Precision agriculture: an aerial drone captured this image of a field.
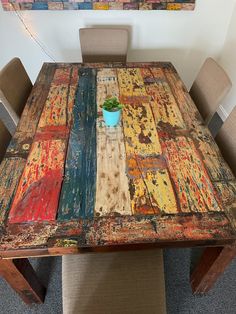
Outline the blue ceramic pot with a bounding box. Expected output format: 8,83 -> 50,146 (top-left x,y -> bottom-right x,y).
103,108 -> 121,127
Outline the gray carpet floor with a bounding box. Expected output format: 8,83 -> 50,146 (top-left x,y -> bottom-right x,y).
0,248 -> 236,314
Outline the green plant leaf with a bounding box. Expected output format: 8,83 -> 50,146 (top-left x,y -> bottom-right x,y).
102,97 -> 123,112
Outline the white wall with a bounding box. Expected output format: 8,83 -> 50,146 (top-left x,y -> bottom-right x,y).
218,2 -> 236,117
0,0 -> 235,94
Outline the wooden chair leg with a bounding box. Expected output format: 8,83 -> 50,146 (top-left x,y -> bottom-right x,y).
0,258 -> 46,304
191,245 -> 236,294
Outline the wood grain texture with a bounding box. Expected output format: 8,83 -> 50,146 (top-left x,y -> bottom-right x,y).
0,63 -> 56,225
194,133 -> 235,182
95,68 -> 131,217
0,158 -> 25,224
118,68 -> 178,215
96,68 -> 120,110
0,258 -> 46,304
9,140 -> 66,223
117,68 -> 147,97
191,244 -> 236,294
85,213 -> 235,247
127,156 -> 178,214
214,180 -> 236,228
140,67 -> 185,130
0,62 -> 235,261
2,61 -> 236,301
8,67 -> 74,223
0,213 -> 235,254
161,136 -> 222,213
163,66 -> 201,129
122,102 -> 162,156
58,68 -> 97,220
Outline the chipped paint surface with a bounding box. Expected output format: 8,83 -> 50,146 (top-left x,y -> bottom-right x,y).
123,103 -> 162,156
95,68 -> 132,217
0,62 -> 235,255
162,136 -> 222,213
8,67 -> 76,223
127,156 -> 178,214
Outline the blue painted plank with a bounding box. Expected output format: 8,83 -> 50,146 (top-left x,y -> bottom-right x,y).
57,68 -> 97,220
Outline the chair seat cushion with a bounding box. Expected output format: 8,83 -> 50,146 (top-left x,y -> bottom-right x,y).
62,249 -> 166,314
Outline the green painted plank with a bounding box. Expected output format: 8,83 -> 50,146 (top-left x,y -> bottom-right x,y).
57,68 -> 97,220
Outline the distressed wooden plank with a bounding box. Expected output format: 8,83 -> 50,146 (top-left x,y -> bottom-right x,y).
0,213 -> 235,253
213,180 -> 236,228
5,132 -> 35,159
163,67 -> 235,182
163,66 -> 201,128
17,64 -> 57,134
117,68 -> 178,215
140,68 -> 185,131
161,136 -> 222,213
122,103 -> 162,156
9,140 -> 66,223
194,132 -> 235,182
85,213 -> 235,247
8,67 -> 75,223
0,158 -> 25,224
95,68 -> 132,217
57,68 -> 97,220
67,66 -> 79,125
55,62 -> 174,70
127,156 -> 178,214
117,68 -> 147,98
96,68 -> 120,110
0,64 -> 56,225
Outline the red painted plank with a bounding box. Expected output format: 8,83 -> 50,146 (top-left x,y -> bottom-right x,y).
8,66 -> 79,223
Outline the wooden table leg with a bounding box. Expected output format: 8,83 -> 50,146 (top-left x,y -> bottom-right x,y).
0,258 -> 46,304
191,245 -> 236,294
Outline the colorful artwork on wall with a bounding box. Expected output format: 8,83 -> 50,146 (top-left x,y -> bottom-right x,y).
1,0 -> 196,11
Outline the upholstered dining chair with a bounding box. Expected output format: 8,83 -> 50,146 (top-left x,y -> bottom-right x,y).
79,28 -> 129,63
190,57 -> 232,125
0,57 -> 32,162
62,250 -> 166,314
215,107 -> 236,177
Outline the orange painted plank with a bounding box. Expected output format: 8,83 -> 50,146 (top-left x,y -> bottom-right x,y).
161,136 -> 222,213
140,67 -> 185,130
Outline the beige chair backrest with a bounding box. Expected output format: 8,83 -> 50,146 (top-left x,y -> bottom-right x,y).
190,57 -> 232,123
0,90 -> 19,136
215,107 -> 236,177
79,28 -> 128,63
0,58 -> 32,162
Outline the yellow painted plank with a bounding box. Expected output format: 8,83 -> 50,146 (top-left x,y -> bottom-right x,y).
117,67 -> 178,215
38,84 -> 69,128
122,103 -> 162,156
117,68 -> 147,98
127,157 -> 178,214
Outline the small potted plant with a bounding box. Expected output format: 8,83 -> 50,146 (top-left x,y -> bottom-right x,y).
102,97 -> 123,127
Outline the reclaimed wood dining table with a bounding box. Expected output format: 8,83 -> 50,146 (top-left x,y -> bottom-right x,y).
0,62 -> 236,304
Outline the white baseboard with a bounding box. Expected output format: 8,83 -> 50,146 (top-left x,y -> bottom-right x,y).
217,105 -> 229,121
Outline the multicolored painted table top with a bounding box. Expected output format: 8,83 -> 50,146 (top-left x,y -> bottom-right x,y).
0,62 -> 235,258
1,0 -> 196,11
